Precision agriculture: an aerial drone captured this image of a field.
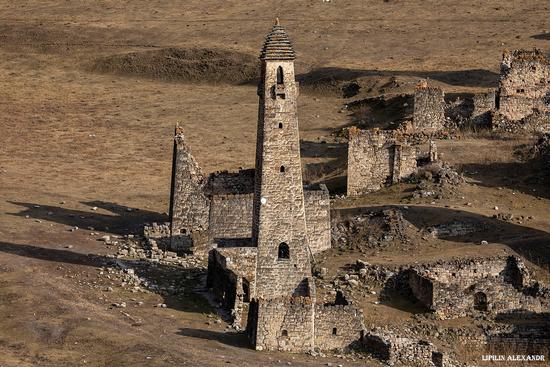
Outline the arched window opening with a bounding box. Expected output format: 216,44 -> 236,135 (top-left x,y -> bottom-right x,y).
281,329 -> 288,337
278,242 -> 290,260
277,66 -> 284,84
474,291 -> 488,311
332,328 -> 338,335
280,165 -> 285,173
278,123 -> 283,129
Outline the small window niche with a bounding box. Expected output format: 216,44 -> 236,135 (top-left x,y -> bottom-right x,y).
278,242 -> 290,260
332,328 -> 338,335
280,165 -> 285,173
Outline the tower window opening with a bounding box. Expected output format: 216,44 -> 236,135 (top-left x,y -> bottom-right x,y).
332,328 -> 338,335
280,165 -> 285,173
277,66 -> 284,84
282,329 -> 288,337
278,123 -> 283,129
278,242 -> 290,259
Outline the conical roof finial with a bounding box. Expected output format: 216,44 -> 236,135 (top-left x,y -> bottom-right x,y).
259,19 -> 295,60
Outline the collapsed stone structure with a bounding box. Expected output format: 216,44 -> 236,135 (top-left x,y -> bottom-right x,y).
406,256 -> 545,319
204,20 -> 365,352
363,329 -> 449,367
347,128 -> 417,196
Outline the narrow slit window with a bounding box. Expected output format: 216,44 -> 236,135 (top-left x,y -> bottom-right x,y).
280,165 -> 285,173
277,66 -> 284,84
278,123 -> 283,129
332,328 -> 337,335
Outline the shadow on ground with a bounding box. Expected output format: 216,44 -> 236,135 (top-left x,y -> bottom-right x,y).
296,67 -> 499,89
0,241 -> 208,314
7,200 -> 167,235
531,33 -> 550,40
177,328 -> 250,349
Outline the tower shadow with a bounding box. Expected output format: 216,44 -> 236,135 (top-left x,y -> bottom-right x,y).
7,201 -> 167,235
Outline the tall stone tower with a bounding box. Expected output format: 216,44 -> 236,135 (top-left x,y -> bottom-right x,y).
248,20 -> 316,352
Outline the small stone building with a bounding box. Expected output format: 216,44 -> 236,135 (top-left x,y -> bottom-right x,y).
412,82 -> 446,131
498,49 -> 550,121
407,256 -> 544,319
347,127 -> 417,196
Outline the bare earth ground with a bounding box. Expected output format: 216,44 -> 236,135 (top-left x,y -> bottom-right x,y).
0,1 -> 549,366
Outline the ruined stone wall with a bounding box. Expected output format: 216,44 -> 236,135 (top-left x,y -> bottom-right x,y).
208,194 -> 254,245
413,85 -> 446,131
205,169 -> 255,195
347,128 -> 417,196
472,92 -> 496,126
498,49 -> 550,121
251,296 -> 315,352
363,330 -> 445,367
169,126 -> 210,251
207,247 -> 257,328
407,256 -> 541,319
314,304 -> 365,350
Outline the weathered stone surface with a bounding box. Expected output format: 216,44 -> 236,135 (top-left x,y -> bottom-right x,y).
412,83 -> 445,131
498,49 -> 550,122
406,256 -> 546,319
347,128 -> 417,196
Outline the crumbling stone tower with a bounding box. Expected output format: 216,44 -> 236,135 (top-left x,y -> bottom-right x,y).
169,125 -> 209,250
498,49 -> 550,121
248,20 -> 316,352
412,80 -> 445,131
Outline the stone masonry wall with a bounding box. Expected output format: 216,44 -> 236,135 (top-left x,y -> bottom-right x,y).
472,92 -> 496,126
304,185 -> 331,254
407,256 -> 542,319
205,169 -> 255,195
363,330 -> 446,367
413,84 -> 446,131
207,247 -> 257,328
251,295 -> 316,352
169,125 -> 210,251
206,189 -> 330,254
314,304 -> 365,350
208,194 -> 254,246
498,49 -> 550,121
347,128 -> 417,196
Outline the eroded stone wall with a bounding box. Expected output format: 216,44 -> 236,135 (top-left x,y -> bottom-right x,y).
472,92 -> 496,126
413,84 -> 446,131
407,256 -> 543,319
498,49 -> 550,121
347,128 -> 417,196
169,126 -> 210,251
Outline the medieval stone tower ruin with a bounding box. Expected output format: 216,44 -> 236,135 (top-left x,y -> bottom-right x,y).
248,19 -> 316,351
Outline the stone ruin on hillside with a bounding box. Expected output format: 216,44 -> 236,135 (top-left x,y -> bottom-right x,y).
412,80 -> 446,131
404,256 -> 547,319
347,128 -> 418,195
495,49 -> 550,128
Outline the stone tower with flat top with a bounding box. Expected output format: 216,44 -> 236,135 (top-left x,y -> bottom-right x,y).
247,19 -> 316,352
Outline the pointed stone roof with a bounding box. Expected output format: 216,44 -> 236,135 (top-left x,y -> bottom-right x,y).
260,18 -> 296,61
